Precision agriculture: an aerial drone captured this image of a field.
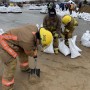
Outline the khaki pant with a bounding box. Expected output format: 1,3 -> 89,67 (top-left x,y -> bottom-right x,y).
52,31 -> 59,49
0,48 -> 29,90
64,29 -> 74,45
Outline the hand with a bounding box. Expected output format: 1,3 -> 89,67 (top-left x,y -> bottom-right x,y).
33,49 -> 37,58
54,33 -> 58,38
16,56 -> 19,60
60,33 -> 65,38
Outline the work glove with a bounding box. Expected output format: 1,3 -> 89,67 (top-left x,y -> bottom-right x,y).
60,33 -> 65,39
65,29 -> 70,32
54,33 -> 59,38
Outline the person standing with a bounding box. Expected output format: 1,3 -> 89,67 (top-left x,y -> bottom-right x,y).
69,2 -> 75,14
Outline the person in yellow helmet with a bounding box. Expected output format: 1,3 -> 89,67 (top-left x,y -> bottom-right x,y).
0,24 -> 52,90
62,15 -> 78,46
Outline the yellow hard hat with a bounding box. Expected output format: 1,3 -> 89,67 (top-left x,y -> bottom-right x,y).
40,28 -> 53,46
62,15 -> 71,25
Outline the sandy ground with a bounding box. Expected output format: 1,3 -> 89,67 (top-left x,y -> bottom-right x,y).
0,6 -> 90,90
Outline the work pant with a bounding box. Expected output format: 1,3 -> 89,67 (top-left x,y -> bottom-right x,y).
0,48 -> 29,90
69,9 -> 73,15
64,29 -> 74,46
52,32 -> 59,49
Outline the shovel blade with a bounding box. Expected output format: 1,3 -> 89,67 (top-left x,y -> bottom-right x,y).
30,68 -> 40,77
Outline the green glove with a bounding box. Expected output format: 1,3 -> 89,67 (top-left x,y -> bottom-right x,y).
60,33 -> 65,38
65,29 -> 70,32
54,33 -> 58,38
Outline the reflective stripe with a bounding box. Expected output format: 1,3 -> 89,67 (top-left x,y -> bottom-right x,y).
0,34 -> 18,58
2,78 -> 14,87
0,34 -> 17,41
0,40 -> 18,58
3,34 -> 17,40
20,62 -> 29,67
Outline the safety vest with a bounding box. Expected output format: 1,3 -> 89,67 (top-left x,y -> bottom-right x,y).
0,34 -> 18,58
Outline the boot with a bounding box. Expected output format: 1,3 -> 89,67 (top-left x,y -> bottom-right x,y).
54,48 -> 59,54
2,84 -> 14,90
21,67 -> 31,73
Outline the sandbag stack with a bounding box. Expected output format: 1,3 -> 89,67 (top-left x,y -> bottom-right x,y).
81,30 -> 90,47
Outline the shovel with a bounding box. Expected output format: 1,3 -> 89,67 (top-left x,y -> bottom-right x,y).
30,58 -> 40,77
28,58 -> 40,83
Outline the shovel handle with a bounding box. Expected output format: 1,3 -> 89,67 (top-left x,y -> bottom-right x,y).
34,58 -> 37,69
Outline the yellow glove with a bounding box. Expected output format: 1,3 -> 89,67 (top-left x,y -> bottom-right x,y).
74,19 -> 78,26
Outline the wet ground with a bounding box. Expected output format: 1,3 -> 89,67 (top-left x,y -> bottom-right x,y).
0,6 -> 90,90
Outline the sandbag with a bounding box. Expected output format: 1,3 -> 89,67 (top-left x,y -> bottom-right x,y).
68,38 -> 81,58
58,39 -> 70,56
36,24 -> 39,30
0,29 -> 4,35
81,30 -> 90,47
43,40 -> 54,54
72,35 -> 82,52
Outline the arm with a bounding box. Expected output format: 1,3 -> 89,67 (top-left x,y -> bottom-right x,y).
24,48 -> 37,58
56,16 -> 62,37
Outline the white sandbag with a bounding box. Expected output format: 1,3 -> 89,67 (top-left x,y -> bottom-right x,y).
68,38 -> 81,58
0,29 -> 4,35
81,30 -> 90,47
36,24 -> 39,30
72,35 -> 82,52
43,40 -> 54,54
40,24 -> 43,28
58,39 -> 70,56
11,6 -> 22,13
0,6 -> 7,12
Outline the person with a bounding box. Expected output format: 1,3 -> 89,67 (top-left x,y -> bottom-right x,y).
62,15 -> 78,46
47,2 -> 56,11
69,2 -> 75,14
65,3 -> 69,11
0,24 -> 53,90
43,4 -> 62,54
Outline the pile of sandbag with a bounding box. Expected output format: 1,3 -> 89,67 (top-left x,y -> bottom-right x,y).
81,30 -> 90,47
56,9 -> 70,17
29,4 -> 42,10
71,11 -> 79,18
0,6 -> 7,13
56,9 -> 79,18
44,35 -> 82,59
78,12 -> 90,21
0,6 -> 22,13
7,6 -> 22,13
